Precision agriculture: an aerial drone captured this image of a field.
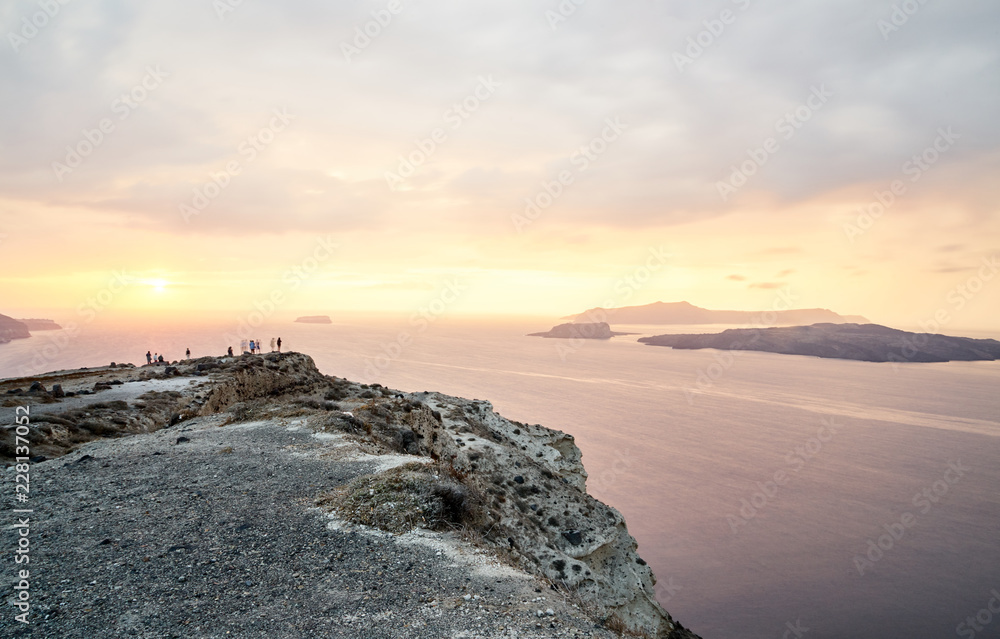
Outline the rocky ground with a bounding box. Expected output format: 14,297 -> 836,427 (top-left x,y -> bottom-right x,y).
0,353 -> 701,639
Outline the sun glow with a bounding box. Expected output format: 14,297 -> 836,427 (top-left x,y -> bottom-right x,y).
145,278 -> 170,293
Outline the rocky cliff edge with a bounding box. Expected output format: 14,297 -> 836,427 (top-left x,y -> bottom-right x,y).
0,352 -> 699,639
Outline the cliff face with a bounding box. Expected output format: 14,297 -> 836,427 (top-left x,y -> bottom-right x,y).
401,392 -> 692,637
0,313 -> 31,343
0,352 -> 700,638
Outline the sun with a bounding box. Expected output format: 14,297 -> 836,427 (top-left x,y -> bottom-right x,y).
145,278 -> 169,292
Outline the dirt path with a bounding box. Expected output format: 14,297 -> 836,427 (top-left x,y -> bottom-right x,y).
2,413 -> 619,639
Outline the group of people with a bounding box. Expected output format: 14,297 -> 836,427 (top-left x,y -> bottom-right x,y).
143,338 -> 283,366
145,348 -> 193,365
239,337 -> 282,355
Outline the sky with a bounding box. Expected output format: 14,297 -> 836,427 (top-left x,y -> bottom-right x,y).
0,0 -> 998,331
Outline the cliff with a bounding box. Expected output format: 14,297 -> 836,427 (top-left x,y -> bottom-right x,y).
564,301 -> 867,325
639,322 -> 1000,363
0,313 -> 31,344
0,353 -> 700,639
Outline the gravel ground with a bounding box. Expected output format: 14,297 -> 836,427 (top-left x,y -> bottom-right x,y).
2,414 -> 624,639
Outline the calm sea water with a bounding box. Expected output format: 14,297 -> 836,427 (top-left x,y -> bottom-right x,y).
3,318 -> 999,639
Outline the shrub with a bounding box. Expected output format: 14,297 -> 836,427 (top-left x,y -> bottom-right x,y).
319,462 -> 484,534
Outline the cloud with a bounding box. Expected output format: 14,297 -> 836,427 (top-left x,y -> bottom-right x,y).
0,0 -> 997,237
726,274 -> 747,281
749,282 -> 786,290
758,247 -> 804,256
933,266 -> 975,274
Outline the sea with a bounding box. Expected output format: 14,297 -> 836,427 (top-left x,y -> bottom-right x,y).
2,316 -> 999,639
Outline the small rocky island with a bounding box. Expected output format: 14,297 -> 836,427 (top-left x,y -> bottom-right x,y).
295,315 -> 332,324
639,322 -> 1000,363
0,352 -> 699,638
528,322 -> 630,339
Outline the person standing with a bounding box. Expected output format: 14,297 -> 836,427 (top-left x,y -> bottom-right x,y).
249,339 -> 255,354
185,348 -> 191,359
227,346 -> 233,357
270,337 -> 276,352
146,351 -> 152,365
277,337 -> 282,352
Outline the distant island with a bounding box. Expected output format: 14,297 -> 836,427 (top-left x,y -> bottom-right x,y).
0,314 -> 31,344
639,323 -> 1000,363
564,301 -> 868,325
294,315 -> 332,324
528,322 -> 631,339
18,318 -> 62,331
